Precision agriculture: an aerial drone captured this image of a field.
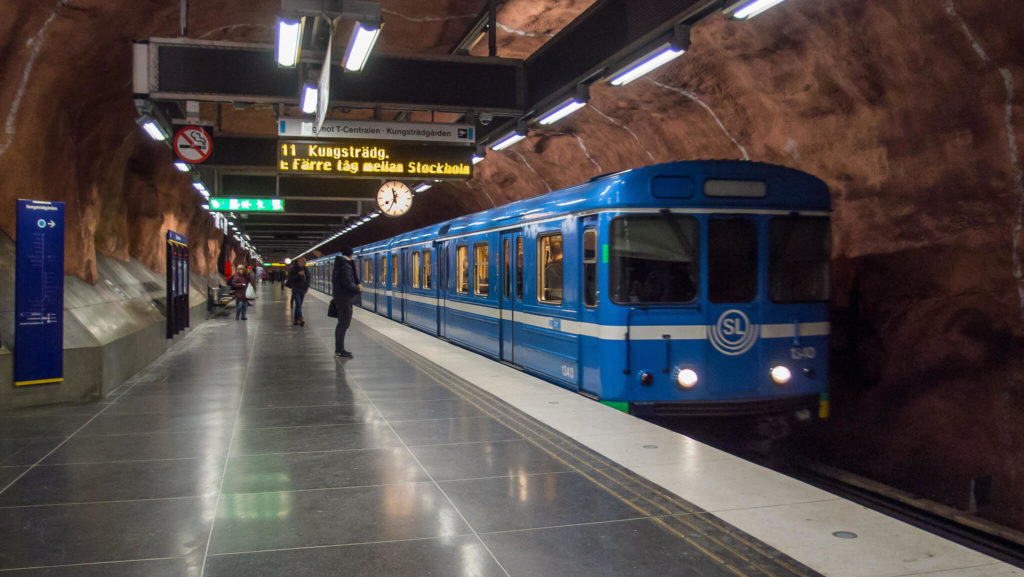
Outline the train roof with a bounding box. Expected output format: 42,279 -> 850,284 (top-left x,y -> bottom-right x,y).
353,160 -> 829,254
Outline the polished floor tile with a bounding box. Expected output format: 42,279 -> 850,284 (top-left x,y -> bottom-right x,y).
222,447 -> 427,493
210,482 -> 470,554
373,398 -> 488,422
0,459 -> 219,505
0,466 -> 27,488
237,404 -> 380,429
39,430 -> 231,464
411,439 -> 574,481
76,410 -> 237,436
0,557 -> 197,576
230,422 -> 402,456
439,471 -> 643,533
0,497 -> 214,569
0,436 -> 63,465
390,416 -> 523,447
482,517 -> 739,577
204,535 -> 506,577
241,389 -> 367,409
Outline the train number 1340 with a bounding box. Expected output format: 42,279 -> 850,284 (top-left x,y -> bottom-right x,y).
790,346 -> 816,360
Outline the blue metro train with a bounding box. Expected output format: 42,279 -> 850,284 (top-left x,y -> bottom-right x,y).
309,160 -> 831,417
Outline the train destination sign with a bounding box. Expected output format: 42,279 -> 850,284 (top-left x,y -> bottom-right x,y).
279,118 -> 474,144
209,198 -> 284,212
278,139 -> 473,179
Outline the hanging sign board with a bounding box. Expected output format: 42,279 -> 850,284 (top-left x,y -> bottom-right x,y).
278,139 -> 473,179
14,200 -> 65,386
279,118 -> 474,145
209,198 -> 285,212
174,126 -> 213,163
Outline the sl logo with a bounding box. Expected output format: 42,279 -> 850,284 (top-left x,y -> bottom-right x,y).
709,309 -> 759,356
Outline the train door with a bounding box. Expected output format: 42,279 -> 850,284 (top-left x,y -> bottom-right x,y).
578,219 -> 601,394
435,242 -> 445,336
375,253 -> 383,313
499,230 -> 522,364
704,216 -> 760,395
399,248 -> 409,323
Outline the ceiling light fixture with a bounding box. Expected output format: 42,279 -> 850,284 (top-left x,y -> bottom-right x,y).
415,183 -> 431,193
725,0 -> 788,19
609,25 -> 691,87
174,161 -> 190,172
276,17 -> 305,67
138,116 -> 167,141
538,85 -> 590,125
344,21 -> 380,72
301,84 -> 318,114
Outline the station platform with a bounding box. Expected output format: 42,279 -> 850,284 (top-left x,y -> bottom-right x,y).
0,284 -> 1019,576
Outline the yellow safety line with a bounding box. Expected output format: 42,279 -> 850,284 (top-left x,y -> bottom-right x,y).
374,332 -> 821,577
14,377 -> 63,386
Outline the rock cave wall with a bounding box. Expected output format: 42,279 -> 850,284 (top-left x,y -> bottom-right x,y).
0,0 -> 1021,530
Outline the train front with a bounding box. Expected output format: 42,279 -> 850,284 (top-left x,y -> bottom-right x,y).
587,162 -> 831,419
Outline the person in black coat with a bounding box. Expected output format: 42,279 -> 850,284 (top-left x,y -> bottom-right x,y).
332,247 -> 362,358
288,258 -> 310,325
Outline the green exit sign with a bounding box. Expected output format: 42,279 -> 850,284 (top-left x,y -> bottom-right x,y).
209,198 -> 285,212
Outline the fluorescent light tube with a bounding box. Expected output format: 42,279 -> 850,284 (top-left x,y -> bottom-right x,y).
538,98 -> 587,125
490,131 -> 525,151
344,23 -> 380,72
141,119 -> 166,141
472,155 -> 484,165
276,18 -> 304,67
174,161 -> 190,172
301,84 -> 318,114
732,0 -> 787,19
609,43 -> 685,86
415,183 -> 431,193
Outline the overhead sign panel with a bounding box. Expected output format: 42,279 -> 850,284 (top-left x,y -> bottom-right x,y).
279,118 -> 474,144
209,198 -> 285,212
278,139 -> 473,179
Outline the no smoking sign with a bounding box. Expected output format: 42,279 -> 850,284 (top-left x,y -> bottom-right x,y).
174,126 -> 213,163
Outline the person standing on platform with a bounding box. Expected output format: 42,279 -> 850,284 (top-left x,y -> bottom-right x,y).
230,264 -> 251,321
332,247 -> 361,359
289,257 -> 310,326
256,265 -> 265,286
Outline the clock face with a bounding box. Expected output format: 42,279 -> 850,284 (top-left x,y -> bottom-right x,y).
377,181 -> 413,217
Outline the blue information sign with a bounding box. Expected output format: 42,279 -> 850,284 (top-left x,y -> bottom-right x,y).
14,200 -> 65,386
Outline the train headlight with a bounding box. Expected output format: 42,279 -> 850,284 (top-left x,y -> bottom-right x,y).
638,371 -> 654,386
676,368 -> 698,389
770,365 -> 792,384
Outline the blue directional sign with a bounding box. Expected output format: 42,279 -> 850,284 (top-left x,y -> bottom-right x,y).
14,200 -> 65,386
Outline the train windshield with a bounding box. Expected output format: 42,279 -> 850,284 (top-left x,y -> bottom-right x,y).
769,217 -> 831,302
610,215 -> 698,304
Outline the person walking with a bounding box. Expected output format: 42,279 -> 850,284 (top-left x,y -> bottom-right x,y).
230,264 -> 251,320
332,247 -> 361,358
289,257 -> 310,325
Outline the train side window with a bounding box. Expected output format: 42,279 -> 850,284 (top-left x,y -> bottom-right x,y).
583,228 -> 598,308
423,250 -> 432,289
769,217 -> 830,302
515,237 -> 523,301
412,251 -> 421,288
538,233 -> 563,304
610,215 -> 698,304
456,245 -> 469,294
391,253 -> 398,287
474,243 -> 489,296
503,238 -> 511,299
708,219 -> 757,303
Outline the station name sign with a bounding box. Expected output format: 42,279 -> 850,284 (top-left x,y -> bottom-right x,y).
278,140 -> 473,179
279,118 -> 474,145
209,198 -> 284,212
